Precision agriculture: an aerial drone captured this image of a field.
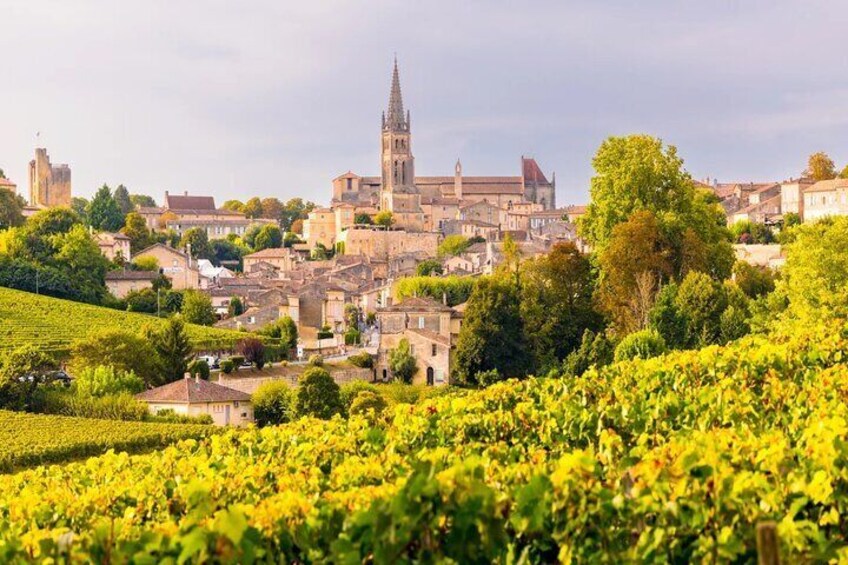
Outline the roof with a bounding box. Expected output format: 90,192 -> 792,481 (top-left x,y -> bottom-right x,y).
135,243 -> 192,261
406,328 -> 451,346
136,377 -> 251,404
381,296 -> 453,312
0,177 -> 16,189
564,205 -> 587,215
244,247 -> 294,259
164,193 -> 216,211
105,270 -> 158,281
522,157 -> 550,185
805,178 -> 848,193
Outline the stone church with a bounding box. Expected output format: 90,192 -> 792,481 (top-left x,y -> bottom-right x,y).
331,59 -> 557,232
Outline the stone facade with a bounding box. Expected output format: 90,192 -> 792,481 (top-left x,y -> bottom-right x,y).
337,226 -> 439,258
804,179 -> 848,222
133,243 -> 204,290
28,148 -> 71,208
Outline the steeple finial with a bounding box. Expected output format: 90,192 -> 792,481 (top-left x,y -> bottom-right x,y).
385,56 -> 407,132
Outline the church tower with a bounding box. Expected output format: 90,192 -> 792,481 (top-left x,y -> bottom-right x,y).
379,58 -> 423,230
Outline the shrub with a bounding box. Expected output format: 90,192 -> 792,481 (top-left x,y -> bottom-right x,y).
474,369 -> 501,387
614,330 -> 667,362
388,338 -> 418,384
181,290 -> 215,326
187,359 -> 210,381
340,380 -> 379,412
0,345 -> 59,410
73,366 -> 145,397
220,360 -> 235,374
317,326 -> 334,340
344,328 -> 362,346
237,337 -> 266,370
69,329 -> 159,387
308,354 -> 324,367
349,391 -> 388,421
33,389 -> 149,421
378,383 -> 426,405
252,381 -> 295,427
229,356 -> 245,368
296,367 -> 342,420
561,329 -> 615,378
146,410 -> 213,425
348,351 -> 373,369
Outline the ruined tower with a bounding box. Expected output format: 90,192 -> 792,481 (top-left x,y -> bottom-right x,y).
28,148 -> 72,208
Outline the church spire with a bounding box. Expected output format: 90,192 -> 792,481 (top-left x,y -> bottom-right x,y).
385,56 -> 408,132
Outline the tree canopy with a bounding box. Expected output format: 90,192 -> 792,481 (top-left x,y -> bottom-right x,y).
805,151 -> 837,181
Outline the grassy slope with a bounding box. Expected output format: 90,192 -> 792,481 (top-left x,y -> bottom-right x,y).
0,286 -> 244,354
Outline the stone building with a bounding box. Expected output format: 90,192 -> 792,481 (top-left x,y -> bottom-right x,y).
28,148 -> 71,208
138,191 -> 269,237
804,179 -> 848,222
133,243 -> 204,290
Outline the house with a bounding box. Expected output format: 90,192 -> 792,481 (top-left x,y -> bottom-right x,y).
780,178 -> 814,221
137,190 -> 271,237
803,179 -> 848,222
133,243 -> 204,290
734,244 -> 785,269
105,270 -> 158,298
136,376 -> 253,426
95,232 -> 132,262
196,259 -> 235,282
302,208 -> 337,249
243,247 -> 298,274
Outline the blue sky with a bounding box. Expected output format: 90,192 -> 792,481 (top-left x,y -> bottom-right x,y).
1,1 -> 847,206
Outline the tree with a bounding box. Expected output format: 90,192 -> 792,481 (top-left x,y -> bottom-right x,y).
613,330 -> 667,362
674,271 -> 728,347
280,198 -> 316,232
179,227 -> 210,259
121,212 -> 153,253
243,197 -> 263,219
87,185 -> 125,232
732,261 -> 775,299
69,329 -> 159,387
388,338 -> 418,384
242,224 -> 264,249
181,290 -> 215,326
805,151 -> 837,181
520,242 -> 602,371
454,277 -> 532,386
132,256 -> 159,271
416,259 -> 443,276
252,381 -> 295,426
209,238 -> 246,269
561,329 -> 614,377
354,213 -> 373,225
254,224 -> 283,251
113,185 -> 133,215
647,284 -> 688,350
296,366 -> 342,419
221,200 -> 245,213
840,165 -> 848,179
237,337 -> 266,369
0,188 -> 26,230
149,316 -> 193,383
73,366 -> 145,397
260,198 -> 284,221
71,197 -> 90,222
374,210 -> 394,227
228,296 -> 244,317
0,345 -> 58,409
53,225 -> 111,304
130,194 -> 157,208
187,359 -> 210,380
437,235 -> 471,257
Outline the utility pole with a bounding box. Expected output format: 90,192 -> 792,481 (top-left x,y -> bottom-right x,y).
157,288 -> 161,318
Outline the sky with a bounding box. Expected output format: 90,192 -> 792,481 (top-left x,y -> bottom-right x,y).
1,1 -> 847,207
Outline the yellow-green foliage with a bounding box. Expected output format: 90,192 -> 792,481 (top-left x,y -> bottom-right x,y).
392,275 -> 476,306
0,410 -> 213,473
0,287 -> 244,355
3,320 -> 848,561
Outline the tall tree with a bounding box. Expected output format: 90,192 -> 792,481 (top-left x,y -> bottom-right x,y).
149,316 -> 193,383
280,198 -> 316,231
840,165 -> 848,179
805,151 -> 837,181
113,185 -> 133,215
454,277 -> 531,385
388,338 -> 418,383
260,198 -> 284,221
87,185 -> 124,232
243,197 -> 263,219
179,227 -> 211,259
121,212 -> 153,253
0,189 -> 26,230
129,194 -> 157,208
254,224 -> 283,251
181,290 -> 215,326
221,199 -> 245,212
71,197 -> 89,223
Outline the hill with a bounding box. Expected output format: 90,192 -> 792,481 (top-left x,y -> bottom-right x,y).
0,287 -> 245,355
0,320 -> 845,561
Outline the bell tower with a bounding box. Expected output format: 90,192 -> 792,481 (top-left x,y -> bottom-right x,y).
380,57 -> 418,210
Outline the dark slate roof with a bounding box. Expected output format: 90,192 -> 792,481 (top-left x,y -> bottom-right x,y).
164,194 -> 216,211
136,378 -> 251,404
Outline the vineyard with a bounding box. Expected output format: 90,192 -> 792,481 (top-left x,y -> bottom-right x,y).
0,287 -> 245,355
0,411 -> 215,473
1,321 -> 848,562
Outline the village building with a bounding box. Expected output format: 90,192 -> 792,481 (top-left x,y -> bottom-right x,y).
803,179 -> 848,222
105,270 -> 157,298
95,232 -> 132,262
133,243 -> 204,290
243,247 -> 299,274
136,376 -> 253,426
336,226 -> 440,258
137,191 -> 270,236
780,178 -> 814,221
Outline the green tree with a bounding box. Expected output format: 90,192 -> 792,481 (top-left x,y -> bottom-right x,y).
149,316 -> 193,383
354,213 -> 373,225
613,329 -> 667,362
221,200 -> 245,212
73,366 -> 145,397
454,277 -> 531,386
648,283 -> 688,350
254,224 -> 283,251
129,194 -> 157,208
242,224 -> 264,249
260,198 -> 284,221
179,227 -> 211,259
0,345 -> 58,410
296,366 -> 343,419
69,329 -> 159,387
87,185 -> 125,232
113,185 -> 133,215
674,271 -> 728,347
187,359 -> 210,380
840,165 -> 848,179
561,329 -> 614,377
783,212 -> 801,229
0,188 -> 26,230
437,235 -> 471,257
121,212 -> 153,253
280,198 -> 316,232
71,197 -> 90,222
228,296 -> 244,317
388,338 -> 418,384
732,261 -> 775,299
416,259 -> 444,276
520,242 -> 602,371
805,151 -> 837,181
243,197 -> 263,219
252,381 -> 295,426
210,238 -> 246,269
53,225 -> 111,303
181,290 -> 215,326
374,210 -> 394,227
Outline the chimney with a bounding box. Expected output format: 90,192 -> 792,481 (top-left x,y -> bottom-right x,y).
165,190 -> 169,196
184,190 -> 188,196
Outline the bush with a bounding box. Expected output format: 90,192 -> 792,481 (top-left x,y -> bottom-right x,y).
388,338 -> 418,384
187,359 -> 210,381
344,328 -> 362,346
69,329 -> 159,387
73,366 -> 145,397
317,326 -> 334,340
378,383 -> 427,405
33,389 -> 149,421
228,356 -> 245,371
181,290 -> 215,326
296,367 -> 342,420
561,329 -> 615,378
340,380 -> 379,412
252,381 -> 295,426
393,276 -> 476,307
220,360 -> 235,374
614,330 -> 667,362
146,410 -> 213,425
348,351 -> 373,369
308,354 -> 324,367
237,337 -> 266,370
349,390 -> 388,421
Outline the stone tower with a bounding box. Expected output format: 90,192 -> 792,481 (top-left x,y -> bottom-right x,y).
28,148 -> 71,208
380,58 -> 423,230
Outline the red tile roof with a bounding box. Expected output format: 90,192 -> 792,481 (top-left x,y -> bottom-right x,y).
522,157 -> 550,185
136,377 -> 251,404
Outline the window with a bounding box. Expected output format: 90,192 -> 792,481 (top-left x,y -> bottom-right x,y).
249,316 -> 256,324
418,316 -> 424,329
431,344 -> 437,357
